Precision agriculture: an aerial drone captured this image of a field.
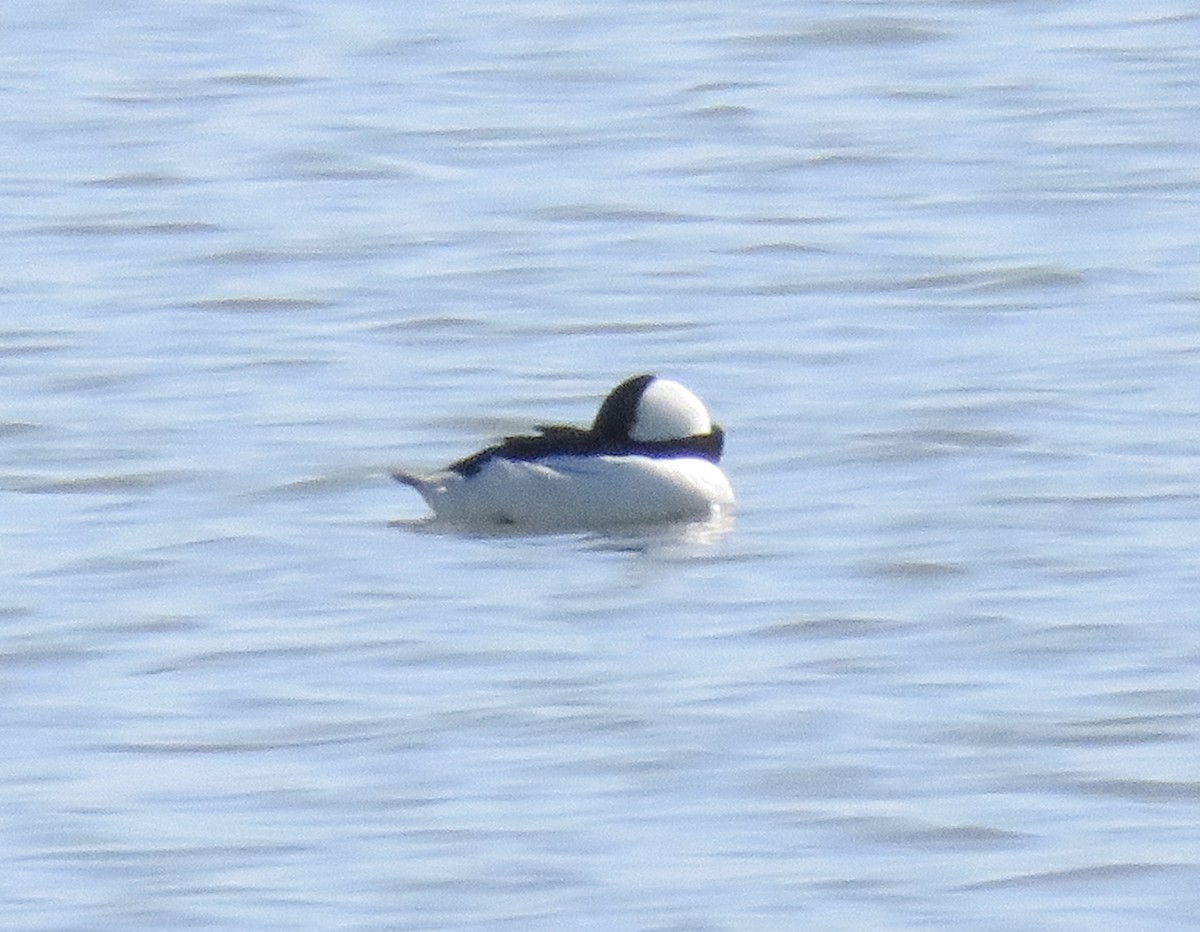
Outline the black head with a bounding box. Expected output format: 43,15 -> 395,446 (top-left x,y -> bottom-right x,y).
591,373 -> 656,441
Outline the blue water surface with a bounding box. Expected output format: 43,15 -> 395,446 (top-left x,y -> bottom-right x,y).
3,1 -> 1200,929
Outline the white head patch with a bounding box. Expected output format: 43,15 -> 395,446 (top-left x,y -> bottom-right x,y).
630,378 -> 713,441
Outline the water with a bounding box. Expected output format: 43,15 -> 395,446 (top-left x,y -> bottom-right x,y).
4,1 -> 1200,928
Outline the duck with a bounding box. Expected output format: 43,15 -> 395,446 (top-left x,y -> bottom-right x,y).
393,373 -> 734,529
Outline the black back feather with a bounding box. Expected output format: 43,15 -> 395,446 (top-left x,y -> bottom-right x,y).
446,374 -> 723,478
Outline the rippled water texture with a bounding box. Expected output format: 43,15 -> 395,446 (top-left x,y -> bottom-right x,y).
3,2 -> 1200,929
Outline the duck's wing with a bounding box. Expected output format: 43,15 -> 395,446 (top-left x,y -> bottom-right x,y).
444,421 -> 726,477
447,424 -> 597,477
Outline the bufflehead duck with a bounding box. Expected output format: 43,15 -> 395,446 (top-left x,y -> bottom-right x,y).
394,374 -> 734,529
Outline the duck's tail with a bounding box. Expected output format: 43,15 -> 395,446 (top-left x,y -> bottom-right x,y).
391,470 -> 424,489
392,469 -> 444,508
